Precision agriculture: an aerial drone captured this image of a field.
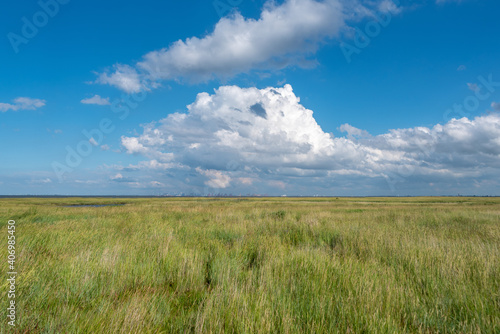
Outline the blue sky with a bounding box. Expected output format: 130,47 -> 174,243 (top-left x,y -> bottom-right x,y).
1,0 -> 500,196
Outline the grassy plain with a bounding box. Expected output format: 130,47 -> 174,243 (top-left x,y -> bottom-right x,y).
0,197 -> 499,333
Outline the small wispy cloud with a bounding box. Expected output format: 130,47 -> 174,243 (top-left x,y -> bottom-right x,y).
467,83 -> 479,91
110,173 -> 124,181
378,0 -> 401,14
30,178 -> 52,184
47,128 -> 63,134
457,65 -> 466,71
436,0 -> 464,4
339,123 -> 370,138
80,94 -> 111,106
95,65 -> 146,94
150,181 -> 164,187
0,97 -> 46,112
75,180 -> 99,185
110,173 -> 136,183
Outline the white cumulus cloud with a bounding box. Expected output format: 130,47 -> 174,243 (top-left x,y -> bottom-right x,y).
93,0 -> 466,93
138,0 -> 344,82
118,84 -> 500,194
96,0 -> 397,91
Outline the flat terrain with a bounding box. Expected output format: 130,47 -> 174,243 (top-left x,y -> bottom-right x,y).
0,197 -> 499,333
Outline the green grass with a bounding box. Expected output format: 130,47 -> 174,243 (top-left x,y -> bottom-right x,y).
0,197 -> 499,333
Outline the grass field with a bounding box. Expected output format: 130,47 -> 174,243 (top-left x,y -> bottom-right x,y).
0,197 -> 499,333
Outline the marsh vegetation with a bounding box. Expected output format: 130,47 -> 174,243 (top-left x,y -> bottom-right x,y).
0,197 -> 498,333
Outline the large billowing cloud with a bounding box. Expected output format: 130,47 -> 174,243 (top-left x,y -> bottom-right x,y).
96,0 -> 400,92
118,84 -> 500,194
121,85 -> 362,172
